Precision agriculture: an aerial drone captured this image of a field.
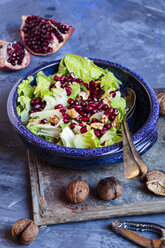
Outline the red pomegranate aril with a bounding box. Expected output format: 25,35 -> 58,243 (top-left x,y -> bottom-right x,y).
100,130 -> 107,136
55,104 -> 63,109
79,122 -> 83,126
89,80 -> 96,87
97,102 -> 103,109
68,98 -> 74,105
68,106 -> 73,109
105,123 -> 111,129
93,96 -> 98,102
80,126 -> 87,133
74,105 -> 82,112
30,100 -> 35,106
108,107 -> 113,114
92,118 -> 98,123
109,115 -> 115,121
81,101 -> 87,107
94,129 -> 101,137
74,100 -> 79,105
65,77 -> 70,82
60,107 -> 66,113
63,118 -> 70,124
68,72 -> 75,80
51,123 -> 55,126
97,83 -> 101,88
60,75 -> 65,83
35,97 -> 41,104
41,103 -> 46,109
111,91 -> 116,97
92,109 -> 98,114
66,87 -> 72,96
113,108 -> 119,115
70,123 -> 76,129
63,83 -> 70,88
29,109 -> 35,114
102,104 -> 108,110
38,108 -> 42,112
93,89 -> 98,96
89,103 -> 96,108
62,113 -> 68,118
88,97 -> 92,101
80,111 -> 87,117
81,117 -> 88,122
41,118 -> 47,124
86,106 -> 94,113
54,75 -> 59,81
101,141 -> 106,146
104,111 -> 109,116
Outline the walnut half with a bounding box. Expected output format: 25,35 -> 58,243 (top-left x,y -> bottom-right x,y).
145,170 -> 165,196
90,122 -> 104,130
50,115 -> 59,125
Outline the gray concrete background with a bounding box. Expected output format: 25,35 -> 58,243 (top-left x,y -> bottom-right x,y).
0,0 -> 165,247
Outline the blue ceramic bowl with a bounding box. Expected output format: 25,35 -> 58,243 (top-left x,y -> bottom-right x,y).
7,59 -> 159,170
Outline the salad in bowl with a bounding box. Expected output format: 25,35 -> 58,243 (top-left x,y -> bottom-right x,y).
17,54 -> 126,148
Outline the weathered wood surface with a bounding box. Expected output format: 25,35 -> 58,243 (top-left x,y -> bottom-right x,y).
28,116 -> 165,226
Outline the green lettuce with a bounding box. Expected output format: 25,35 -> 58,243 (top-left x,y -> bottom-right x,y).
58,54 -> 105,82
69,83 -> 81,100
111,96 -> 126,123
100,127 -> 122,146
17,95 -> 31,123
17,76 -> 34,98
60,127 -> 75,147
34,71 -> 51,98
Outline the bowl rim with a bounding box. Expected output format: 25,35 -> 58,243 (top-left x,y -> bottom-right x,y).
7,58 -> 159,157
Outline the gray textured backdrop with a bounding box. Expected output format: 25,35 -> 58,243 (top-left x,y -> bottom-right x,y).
0,0 -> 165,247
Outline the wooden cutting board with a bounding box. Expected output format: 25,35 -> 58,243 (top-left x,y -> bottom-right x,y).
28,115 -> 165,227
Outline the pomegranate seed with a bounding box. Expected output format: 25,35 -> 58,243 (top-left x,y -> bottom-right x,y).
68,98 -> 74,105
41,103 -> 46,109
105,123 -> 111,129
89,103 -> 96,108
94,129 -> 101,137
111,91 -> 116,97
100,130 -> 107,136
108,107 -> 113,114
66,87 -> 72,96
68,106 -> 73,109
29,109 -> 35,114
80,111 -> 87,117
63,83 -> 70,88
35,97 -> 41,104
84,83 -> 89,88
75,116 -> 80,121
63,113 -> 68,118
30,100 -> 35,106
51,123 -> 55,126
92,118 -> 98,123
93,96 -> 98,102
68,72 -> 75,80
81,101 -> 87,107
38,108 -> 42,112
97,83 -> 101,88
86,113 -> 91,119
102,104 -> 108,110
97,102 -> 103,109
104,111 -> 109,116
80,126 -> 87,133
65,77 -> 70,82
102,127 -> 107,131
70,123 -> 76,129
109,115 -> 115,121
93,89 -> 97,96
88,97 -> 92,101
41,118 -> 47,124
74,105 -> 82,111
54,75 -> 59,81
55,104 -> 63,109
113,108 -> 119,115
101,141 -> 106,146
34,104 -> 41,110
60,107 -> 66,113
93,109 -> 98,114
86,106 -> 94,113
81,117 -> 88,122
74,100 -> 79,105
89,80 -> 96,87
79,122 -> 83,126
63,117 -> 70,123
60,75 -> 65,82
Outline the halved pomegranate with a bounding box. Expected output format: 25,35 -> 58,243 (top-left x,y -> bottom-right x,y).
20,15 -> 75,56
0,40 -> 31,70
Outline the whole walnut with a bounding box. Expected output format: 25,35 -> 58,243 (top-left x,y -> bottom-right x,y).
157,93 -> 165,115
97,177 -> 123,201
11,218 -> 39,245
66,180 -> 89,203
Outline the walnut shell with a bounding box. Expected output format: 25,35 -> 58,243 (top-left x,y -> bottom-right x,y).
66,180 -> 89,203
97,177 -> 123,201
11,218 -> 39,245
145,170 -> 165,196
157,93 -> 165,115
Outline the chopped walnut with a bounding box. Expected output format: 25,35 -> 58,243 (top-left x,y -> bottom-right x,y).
29,118 -> 41,124
50,115 -> 59,125
77,90 -> 90,101
100,114 -> 108,124
67,108 -> 79,119
112,118 -> 118,129
90,122 -> 104,130
55,81 -> 61,88
102,93 -> 113,105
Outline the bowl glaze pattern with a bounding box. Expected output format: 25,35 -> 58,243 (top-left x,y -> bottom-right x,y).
7,59 -> 159,169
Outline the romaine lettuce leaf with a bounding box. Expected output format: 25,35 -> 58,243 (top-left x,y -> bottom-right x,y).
69,83 -> 81,100
17,76 -> 34,98
58,54 -> 105,82
17,95 -> 31,123
100,127 -> 122,146
60,127 -> 75,147
51,88 -> 68,106
34,71 -> 51,98
30,109 -> 63,120
111,96 -> 126,123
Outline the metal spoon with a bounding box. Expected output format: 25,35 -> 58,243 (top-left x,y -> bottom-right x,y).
121,88 -> 147,179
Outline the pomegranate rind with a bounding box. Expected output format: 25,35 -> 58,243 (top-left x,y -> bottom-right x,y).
0,40 -> 31,70
20,15 -> 75,56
